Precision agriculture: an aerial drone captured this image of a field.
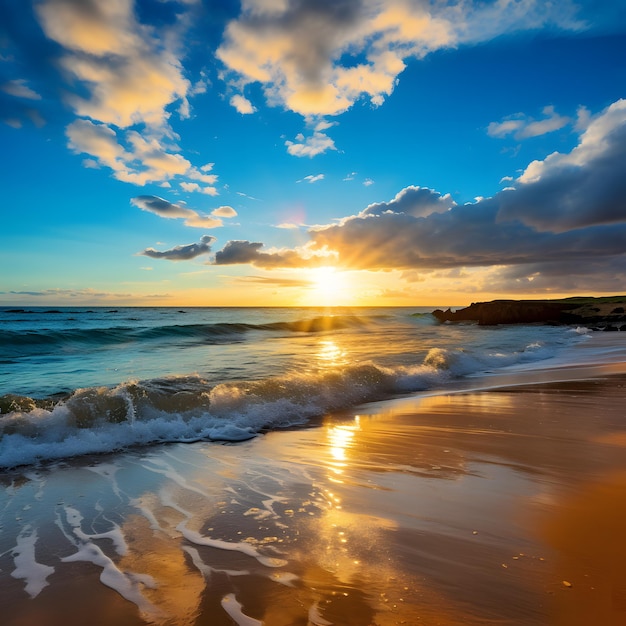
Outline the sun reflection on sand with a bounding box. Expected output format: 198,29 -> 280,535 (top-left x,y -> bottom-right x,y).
116,514 -> 205,625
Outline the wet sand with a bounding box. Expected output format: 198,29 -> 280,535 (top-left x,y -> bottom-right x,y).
2,370 -> 626,625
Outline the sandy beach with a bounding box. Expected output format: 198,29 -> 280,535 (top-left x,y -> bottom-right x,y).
2,358 -> 626,625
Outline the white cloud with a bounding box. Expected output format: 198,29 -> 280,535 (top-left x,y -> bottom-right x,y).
189,169 -> 218,184
66,119 -> 129,173
285,131 -> 336,157
488,105 -> 571,140
211,206 -> 238,218
217,0 -> 583,119
181,182 -> 202,193
575,105 -> 592,132
314,119 -> 336,132
36,0 -> 189,128
230,94 -> 257,114
299,174 -> 324,184
34,0 -> 222,192
199,185 -> 219,196
65,119 -> 222,189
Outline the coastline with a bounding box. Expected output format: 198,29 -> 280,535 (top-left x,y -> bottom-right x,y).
2,335 -> 626,624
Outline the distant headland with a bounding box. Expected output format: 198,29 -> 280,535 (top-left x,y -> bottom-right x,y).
432,296 -> 626,329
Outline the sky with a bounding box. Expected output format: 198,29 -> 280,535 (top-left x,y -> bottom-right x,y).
1,0 -> 626,307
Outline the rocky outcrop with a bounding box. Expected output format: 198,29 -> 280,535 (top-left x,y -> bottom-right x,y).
432,297 -> 626,327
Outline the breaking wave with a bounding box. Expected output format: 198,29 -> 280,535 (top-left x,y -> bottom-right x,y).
0,341 -> 556,469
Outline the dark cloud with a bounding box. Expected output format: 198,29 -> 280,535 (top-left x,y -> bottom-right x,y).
132,195 -> 195,220
310,196 -> 626,270
497,101 -> 626,232
214,240 -> 321,269
214,240 -> 264,264
486,257 -> 626,294
307,99 -> 626,271
139,235 -> 215,261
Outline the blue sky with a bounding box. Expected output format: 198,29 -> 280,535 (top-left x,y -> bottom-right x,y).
1,0 -> 626,306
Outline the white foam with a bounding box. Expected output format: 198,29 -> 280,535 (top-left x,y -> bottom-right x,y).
221,593 -> 263,626
177,522 -> 287,568
268,571 -> 299,587
308,602 -> 333,625
140,458 -> 208,498
62,543 -> 161,618
183,546 -> 250,579
10,525 -> 54,598
57,506 -> 162,620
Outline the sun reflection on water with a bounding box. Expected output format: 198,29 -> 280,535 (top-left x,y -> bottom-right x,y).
326,418 -> 360,482
316,339 -> 348,368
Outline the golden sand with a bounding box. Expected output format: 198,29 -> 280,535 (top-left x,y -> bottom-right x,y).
2,373 -> 626,625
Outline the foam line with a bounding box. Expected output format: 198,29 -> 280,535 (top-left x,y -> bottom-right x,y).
221,593 -> 263,626
182,546 -> 250,579
10,526 -> 55,598
177,522 -> 287,568
58,506 -> 161,619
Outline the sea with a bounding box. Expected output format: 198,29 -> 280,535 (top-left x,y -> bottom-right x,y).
0,305 -> 604,470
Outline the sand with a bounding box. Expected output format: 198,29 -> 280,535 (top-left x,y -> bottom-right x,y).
2,367 -> 626,625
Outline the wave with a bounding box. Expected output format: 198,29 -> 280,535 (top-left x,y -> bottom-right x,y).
0,315 -> 376,356
0,340 -> 556,469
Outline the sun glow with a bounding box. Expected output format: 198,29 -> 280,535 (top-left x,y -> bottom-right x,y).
308,266 -> 352,305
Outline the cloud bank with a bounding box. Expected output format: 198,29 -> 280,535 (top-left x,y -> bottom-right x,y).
310,100 -> 626,269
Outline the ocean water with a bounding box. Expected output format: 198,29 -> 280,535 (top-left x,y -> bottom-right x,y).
0,306 -> 595,469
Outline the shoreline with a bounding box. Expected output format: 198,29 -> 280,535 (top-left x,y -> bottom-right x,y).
1,338 -> 626,624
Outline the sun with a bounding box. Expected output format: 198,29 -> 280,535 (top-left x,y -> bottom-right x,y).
308,266 -> 351,305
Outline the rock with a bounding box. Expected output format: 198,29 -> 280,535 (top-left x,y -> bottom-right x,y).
432,297 -> 626,326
